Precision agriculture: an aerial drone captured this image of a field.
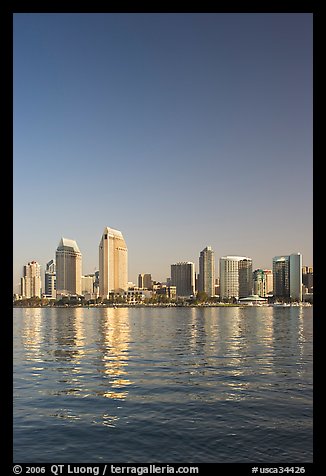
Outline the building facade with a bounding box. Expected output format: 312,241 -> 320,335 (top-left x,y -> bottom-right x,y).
81,274 -> 95,294
219,256 -> 253,300
21,260 -> 42,298
44,259 -> 56,298
56,238 -> 82,297
99,227 -> 128,298
289,253 -> 303,301
198,246 -> 215,297
138,273 -> 152,289
273,253 -> 302,301
253,269 -> 273,297
302,266 -> 313,293
171,262 -> 196,298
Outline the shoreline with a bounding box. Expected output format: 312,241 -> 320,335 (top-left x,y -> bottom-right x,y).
13,302 -> 312,309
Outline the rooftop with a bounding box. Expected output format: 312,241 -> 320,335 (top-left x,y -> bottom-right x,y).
57,237 -> 81,253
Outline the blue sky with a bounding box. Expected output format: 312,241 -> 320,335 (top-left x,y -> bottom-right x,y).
13,13 -> 313,291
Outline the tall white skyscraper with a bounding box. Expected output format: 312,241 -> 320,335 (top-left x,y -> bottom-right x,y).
21,260 -> 42,298
198,246 -> 215,297
171,262 -> 196,298
220,256 -> 253,300
56,238 -> 82,297
289,253 -> 303,301
99,227 -> 128,298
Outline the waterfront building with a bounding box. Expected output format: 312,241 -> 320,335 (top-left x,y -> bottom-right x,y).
93,270 -> 100,296
239,295 -> 268,305
219,256 -> 253,300
21,260 -> 42,298
302,266 -> 313,293
44,259 -> 56,298
124,288 -> 146,304
198,246 -> 215,297
215,278 -> 220,297
81,274 -> 95,294
138,273 -> 152,289
155,285 -> 177,300
253,269 -> 273,297
289,253 -> 303,301
302,266 -> 313,275
171,262 -> 196,298
273,256 -> 289,299
99,226 -> 128,298
56,238 -> 82,298
273,253 -> 302,301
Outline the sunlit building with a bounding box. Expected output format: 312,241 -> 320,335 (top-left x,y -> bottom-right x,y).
81,274 -> 95,294
253,269 -> 273,297
99,227 -> 128,298
220,256 -> 253,300
198,246 -> 215,297
56,238 -> 82,297
21,260 -> 42,298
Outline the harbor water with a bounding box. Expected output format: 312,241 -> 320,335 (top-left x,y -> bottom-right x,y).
13,306 -> 313,463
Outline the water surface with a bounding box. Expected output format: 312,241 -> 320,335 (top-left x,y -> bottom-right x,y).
13,306 -> 313,462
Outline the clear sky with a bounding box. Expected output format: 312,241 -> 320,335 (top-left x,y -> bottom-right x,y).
13,13 -> 313,292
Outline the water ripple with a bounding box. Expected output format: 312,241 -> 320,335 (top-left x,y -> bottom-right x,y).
14,306 -> 313,463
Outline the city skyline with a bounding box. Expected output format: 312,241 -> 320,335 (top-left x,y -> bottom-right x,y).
13,13 -> 312,291
16,229 -> 310,295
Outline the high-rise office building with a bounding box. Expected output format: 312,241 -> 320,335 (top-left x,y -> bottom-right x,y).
253,269 -> 273,297
99,227 -> 128,298
56,238 -> 82,297
220,256 -> 253,300
44,259 -> 56,298
302,266 -> 313,293
138,273 -> 152,289
273,253 -> 302,301
81,274 -> 95,294
198,246 -> 215,297
171,262 -> 196,297
289,253 -> 303,301
21,260 -> 42,298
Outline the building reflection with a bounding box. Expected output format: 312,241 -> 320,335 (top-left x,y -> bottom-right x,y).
96,308 -> 131,400
51,307 -> 86,363
21,308 -> 44,363
185,307 -> 277,402
271,307 -> 312,378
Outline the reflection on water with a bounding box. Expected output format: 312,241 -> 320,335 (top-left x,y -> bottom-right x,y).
96,308 -> 131,400
14,306 -> 313,463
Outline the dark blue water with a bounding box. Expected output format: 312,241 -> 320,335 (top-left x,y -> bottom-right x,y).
13,306 -> 313,463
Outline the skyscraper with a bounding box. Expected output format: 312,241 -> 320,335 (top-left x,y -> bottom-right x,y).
21,260 -> 42,298
171,262 -> 196,298
220,256 -> 253,300
138,273 -> 152,289
99,227 -> 128,298
273,253 -> 302,301
289,253 -> 303,301
253,269 -> 273,297
56,238 -> 82,297
302,266 -> 313,293
44,259 -> 56,298
198,246 -> 215,297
